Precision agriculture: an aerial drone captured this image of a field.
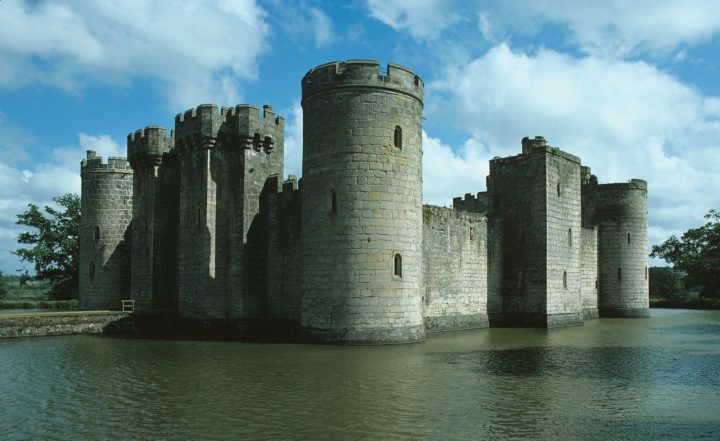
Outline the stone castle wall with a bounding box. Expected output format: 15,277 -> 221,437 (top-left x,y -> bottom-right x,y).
422,206 -> 489,331
580,227 -> 599,318
79,152 -> 133,310
266,175 -> 302,323
78,59 -> 650,343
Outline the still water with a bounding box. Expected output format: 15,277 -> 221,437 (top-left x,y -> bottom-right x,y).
1,309 -> 719,440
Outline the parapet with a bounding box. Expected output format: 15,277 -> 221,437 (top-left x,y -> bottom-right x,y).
127,126 -> 174,166
174,103 -> 284,152
81,150 -> 132,173
301,60 -> 424,103
493,136 -> 581,166
595,179 -> 648,192
453,192 -> 489,214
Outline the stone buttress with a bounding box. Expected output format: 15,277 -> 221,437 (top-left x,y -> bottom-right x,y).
79,151 -> 133,310
127,126 -> 177,314
299,60 -> 426,343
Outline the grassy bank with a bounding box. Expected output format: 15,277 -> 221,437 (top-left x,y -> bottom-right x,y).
0,277 -> 78,310
650,297 -> 720,309
0,299 -> 78,310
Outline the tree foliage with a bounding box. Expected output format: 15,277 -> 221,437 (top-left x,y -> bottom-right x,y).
0,271 -> 7,300
648,267 -> 688,300
14,194 -> 80,300
651,209 -> 720,299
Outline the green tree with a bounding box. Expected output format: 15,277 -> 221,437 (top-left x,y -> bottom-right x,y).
14,194 -> 80,300
0,271 -> 8,300
648,266 -> 688,300
651,209 -> 720,299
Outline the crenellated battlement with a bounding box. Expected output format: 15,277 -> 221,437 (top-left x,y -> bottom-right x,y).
595,179 -> 647,192
301,59 -> 423,102
492,136 -> 581,166
453,191 -> 489,214
172,103 -> 285,153
127,125 -> 174,166
222,104 -> 285,153
81,150 -> 132,173
174,104 -> 224,146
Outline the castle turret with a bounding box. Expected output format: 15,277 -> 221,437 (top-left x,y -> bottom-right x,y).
585,179 -> 649,317
79,151 -> 133,310
127,126 -> 177,314
299,60 -> 426,344
487,137 -> 584,328
174,103 -> 284,323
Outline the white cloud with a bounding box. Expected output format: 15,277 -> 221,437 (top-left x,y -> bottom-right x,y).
422,132 -> 488,206
366,0 -> 720,57
366,0 -> 462,40
0,0 -> 270,109
268,2 -> 335,49
509,0 -> 720,57
425,43 -> 720,251
0,126 -> 124,273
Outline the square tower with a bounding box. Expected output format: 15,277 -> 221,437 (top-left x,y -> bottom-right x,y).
487,136 -> 583,327
174,104 -> 284,322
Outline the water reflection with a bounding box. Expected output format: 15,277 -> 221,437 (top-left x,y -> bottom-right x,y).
1,309 -> 719,440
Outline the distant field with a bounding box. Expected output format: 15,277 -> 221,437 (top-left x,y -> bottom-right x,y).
0,277 -> 77,310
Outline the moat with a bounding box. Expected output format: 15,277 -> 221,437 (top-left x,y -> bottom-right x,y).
1,308 -> 718,440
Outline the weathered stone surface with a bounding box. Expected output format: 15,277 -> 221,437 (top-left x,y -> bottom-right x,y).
422,206 -> 489,331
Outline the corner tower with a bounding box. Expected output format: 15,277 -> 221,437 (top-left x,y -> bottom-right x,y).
79,151 -> 133,310
300,60 -> 425,344
584,179 -> 649,317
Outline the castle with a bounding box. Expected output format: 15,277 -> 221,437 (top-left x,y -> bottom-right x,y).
79,60 -> 649,344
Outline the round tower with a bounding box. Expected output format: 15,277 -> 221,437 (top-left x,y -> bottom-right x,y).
591,180 -> 649,317
300,60 -> 425,344
79,151 -> 133,310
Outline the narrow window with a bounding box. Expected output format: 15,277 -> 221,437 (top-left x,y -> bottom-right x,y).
517,269 -> 524,288
263,136 -> 273,152
595,279 -> 598,289
568,228 -> 572,246
645,267 -> 648,280
470,227 -> 476,240
627,233 -> 631,244
556,182 -> 561,197
394,253 -> 402,278
94,226 -> 100,241
394,125 -> 402,149
618,267 -> 622,281
329,189 -> 337,214
89,262 -> 96,279
252,133 -> 262,151
563,271 -> 567,289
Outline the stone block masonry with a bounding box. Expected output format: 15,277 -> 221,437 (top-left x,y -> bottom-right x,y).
78,59 -> 650,344
422,206 -> 489,331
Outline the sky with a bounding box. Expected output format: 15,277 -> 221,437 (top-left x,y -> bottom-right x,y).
1,0 -> 719,274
